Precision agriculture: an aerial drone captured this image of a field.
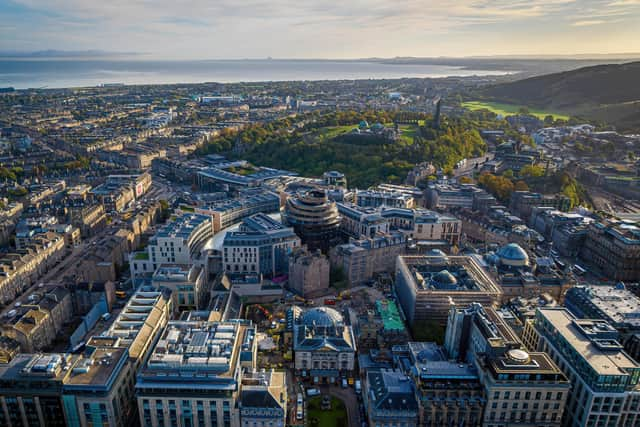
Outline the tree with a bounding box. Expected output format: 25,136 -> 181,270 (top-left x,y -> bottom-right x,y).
544,115 -> 555,126
459,176 -> 473,184
515,180 -> 529,191
520,164 -> 545,178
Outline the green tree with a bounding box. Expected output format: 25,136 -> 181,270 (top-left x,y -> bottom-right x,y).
520,164 -> 545,178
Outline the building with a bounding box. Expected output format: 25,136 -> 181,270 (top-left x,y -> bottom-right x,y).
130,213 -> 213,276
425,182 -> 489,210
136,320 -> 256,427
239,370 -> 287,427
580,219 -> 640,281
395,254 -> 502,325
363,368 -> 419,427
485,243 -> 574,303
152,264 -> 208,312
356,190 -> 415,209
292,307 -> 356,382
0,353 -> 74,427
564,283 -> 640,361
62,337 -> 135,427
322,170 -> 347,188
565,284 -> 640,333
199,191 -> 280,233
0,232 -> 66,304
402,341 -> 484,426
105,288 -> 172,371
222,213 -> 300,277
90,182 -> 135,213
532,308 -> 640,427
282,189 -> 342,253
105,172 -> 153,200
1,286 -> 72,353
196,165 -> 294,192
337,203 -> 390,239
68,204 -> 107,238
446,304 -> 570,427
330,232 -> 406,286
509,191 -> 571,222
381,208 -> 460,245
288,247 -> 330,298
337,202 -> 461,245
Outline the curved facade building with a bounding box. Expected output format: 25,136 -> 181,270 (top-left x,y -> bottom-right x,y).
282,189 -> 342,253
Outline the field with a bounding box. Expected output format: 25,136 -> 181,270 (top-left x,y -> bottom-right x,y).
315,125 -> 358,140
398,124 -> 420,145
461,101 -> 570,121
307,396 -> 348,427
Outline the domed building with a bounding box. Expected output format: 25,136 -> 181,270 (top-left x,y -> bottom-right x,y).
432,269 -> 458,289
282,189 -> 342,253
487,243 -> 573,302
292,306 -> 356,382
496,243 -> 530,268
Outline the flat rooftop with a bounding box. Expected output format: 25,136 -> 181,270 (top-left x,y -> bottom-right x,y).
65,346 -> 127,387
580,285 -> 640,327
154,213 -> 210,240
539,308 -> 640,377
376,299 -> 405,332
142,321 -> 253,381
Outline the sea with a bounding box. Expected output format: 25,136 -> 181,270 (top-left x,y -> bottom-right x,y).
0,58 -> 510,89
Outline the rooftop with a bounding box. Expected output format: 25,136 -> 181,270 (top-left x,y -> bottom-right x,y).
376,299 -> 405,332
538,308 -> 640,377
139,320 -> 254,388
399,255 -> 501,295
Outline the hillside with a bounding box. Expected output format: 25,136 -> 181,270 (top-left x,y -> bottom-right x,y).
480,61 -> 640,130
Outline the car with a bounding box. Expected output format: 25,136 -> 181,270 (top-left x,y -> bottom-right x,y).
342,378 -> 348,388
306,388 -> 320,397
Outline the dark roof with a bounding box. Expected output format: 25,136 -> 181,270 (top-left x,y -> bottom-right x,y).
241,389 -> 281,409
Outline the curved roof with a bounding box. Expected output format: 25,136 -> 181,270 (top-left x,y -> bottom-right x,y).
497,243 -> 529,264
427,249 -> 447,257
433,269 -> 457,286
301,307 -> 343,328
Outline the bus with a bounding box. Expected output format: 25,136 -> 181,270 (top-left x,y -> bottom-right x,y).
296,394 -> 304,421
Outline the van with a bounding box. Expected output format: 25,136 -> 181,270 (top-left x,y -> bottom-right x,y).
296,393 -> 303,405
296,408 -> 303,421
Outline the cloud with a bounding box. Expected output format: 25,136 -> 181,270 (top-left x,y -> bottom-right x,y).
572,19 -> 608,26
1,0 -> 639,58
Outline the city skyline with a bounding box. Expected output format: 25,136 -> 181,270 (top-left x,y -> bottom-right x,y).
2,0 -> 640,59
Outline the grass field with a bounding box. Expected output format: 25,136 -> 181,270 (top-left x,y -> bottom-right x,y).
398,124 -> 419,145
307,396 -> 348,427
461,101 -> 570,121
317,125 -> 357,140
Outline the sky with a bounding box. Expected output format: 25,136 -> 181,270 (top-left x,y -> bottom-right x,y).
1,0 -> 640,59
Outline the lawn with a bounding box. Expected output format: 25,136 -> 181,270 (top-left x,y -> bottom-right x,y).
461,100 -> 570,121
398,124 -> 419,145
318,125 -> 358,140
307,396 -> 348,427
